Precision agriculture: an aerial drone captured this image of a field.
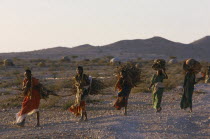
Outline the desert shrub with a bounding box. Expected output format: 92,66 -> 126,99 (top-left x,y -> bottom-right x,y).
194,90 -> 207,94
71,55 -> 78,59
0,78 -> 22,88
30,59 -> 46,63
131,83 -> 150,93
60,56 -> 71,62
169,56 -> 177,59
37,62 -> 46,67
62,100 -> 74,110
0,95 -> 22,108
164,74 -> 184,91
0,91 -> 10,96
137,57 -> 142,61
89,78 -> 106,95
97,59 -> 108,65
91,58 -> 101,63
105,56 -> 114,60
45,79 -> 73,92
40,95 -> 61,108
86,98 -> 103,104
52,72 -> 58,79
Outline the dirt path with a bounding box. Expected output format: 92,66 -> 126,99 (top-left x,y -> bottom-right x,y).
0,84 -> 209,139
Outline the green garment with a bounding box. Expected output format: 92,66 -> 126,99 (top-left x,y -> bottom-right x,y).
152,88 -> 164,109
205,72 -> 210,83
150,74 -> 167,109
180,72 -> 195,109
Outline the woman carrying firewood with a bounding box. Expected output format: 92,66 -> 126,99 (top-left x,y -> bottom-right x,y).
181,59 -> 201,113
114,70 -> 135,115
69,66 -> 90,122
149,59 -> 168,112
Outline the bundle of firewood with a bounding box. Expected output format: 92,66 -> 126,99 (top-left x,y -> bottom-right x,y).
115,62 -> 141,85
39,85 -> 58,100
89,78 -> 106,95
183,58 -> 202,73
152,59 -> 166,70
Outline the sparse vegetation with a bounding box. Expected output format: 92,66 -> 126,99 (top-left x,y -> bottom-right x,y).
40,96 -> 61,108
0,95 -> 22,108
0,58 -> 208,110
62,100 -> 74,110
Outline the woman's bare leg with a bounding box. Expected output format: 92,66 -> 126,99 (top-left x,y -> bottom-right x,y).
124,106 -> 127,116
35,112 -> 40,127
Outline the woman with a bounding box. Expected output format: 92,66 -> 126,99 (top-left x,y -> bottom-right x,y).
69,66 -> 90,122
16,69 -> 41,127
205,66 -> 210,83
180,70 -> 196,112
149,69 -> 168,112
114,70 -> 134,115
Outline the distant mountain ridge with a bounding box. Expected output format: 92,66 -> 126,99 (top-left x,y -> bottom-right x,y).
0,36 -> 210,61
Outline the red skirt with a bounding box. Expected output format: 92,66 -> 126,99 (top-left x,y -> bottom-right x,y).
114,96 -> 129,110
69,101 -> 86,116
18,90 -> 41,116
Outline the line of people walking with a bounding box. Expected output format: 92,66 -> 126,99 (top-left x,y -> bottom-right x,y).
15,58 -> 202,127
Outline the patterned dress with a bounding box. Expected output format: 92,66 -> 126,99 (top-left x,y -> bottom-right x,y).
69,74 -> 90,116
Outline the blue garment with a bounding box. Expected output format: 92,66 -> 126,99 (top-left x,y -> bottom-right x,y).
118,87 -> 131,97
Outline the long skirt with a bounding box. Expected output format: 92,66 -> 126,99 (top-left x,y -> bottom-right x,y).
114,96 -> 129,110
114,88 -> 131,110
16,90 -> 41,124
69,89 -> 88,116
180,86 -> 194,109
69,101 -> 86,116
152,88 -> 164,109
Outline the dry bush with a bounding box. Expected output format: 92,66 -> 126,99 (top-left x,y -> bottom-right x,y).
90,58 -> 108,66
37,62 -> 46,67
0,91 -> 10,96
131,83 -> 150,93
0,78 -> 22,88
44,79 -> 73,92
164,63 -> 184,90
89,78 -> 109,95
40,95 -> 61,108
0,95 -> 22,108
194,90 -> 207,94
62,100 -> 74,110
30,59 -> 46,63
86,98 -> 103,104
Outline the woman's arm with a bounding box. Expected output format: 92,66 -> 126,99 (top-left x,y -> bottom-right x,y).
148,74 -> 155,89
115,78 -> 122,91
162,69 -> 168,79
183,72 -> 188,87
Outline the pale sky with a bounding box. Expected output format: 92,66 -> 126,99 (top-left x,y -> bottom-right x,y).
0,0 -> 209,52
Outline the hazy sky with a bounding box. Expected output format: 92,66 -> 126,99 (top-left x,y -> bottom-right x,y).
0,0 -> 209,52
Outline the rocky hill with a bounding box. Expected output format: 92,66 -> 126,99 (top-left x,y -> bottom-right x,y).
0,36 -> 210,61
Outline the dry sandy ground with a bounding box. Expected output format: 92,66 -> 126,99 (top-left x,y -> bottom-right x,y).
0,84 -> 209,139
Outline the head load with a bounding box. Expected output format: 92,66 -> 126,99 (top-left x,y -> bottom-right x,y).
115,62 -> 141,85
183,58 -> 202,73
152,59 -> 166,70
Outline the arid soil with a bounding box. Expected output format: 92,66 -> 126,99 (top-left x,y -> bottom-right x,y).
0,84 -> 209,139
